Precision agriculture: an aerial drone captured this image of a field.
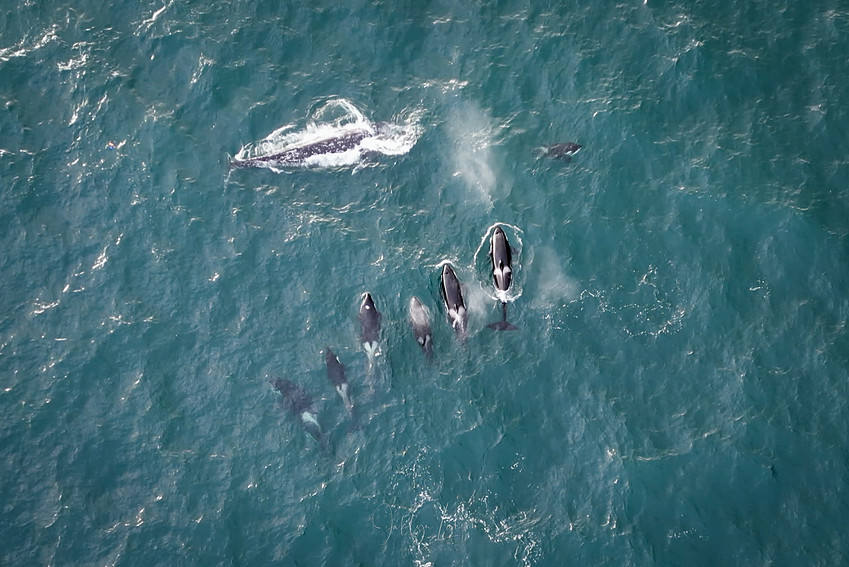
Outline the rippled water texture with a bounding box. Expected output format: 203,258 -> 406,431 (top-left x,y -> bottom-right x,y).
2,1 -> 849,565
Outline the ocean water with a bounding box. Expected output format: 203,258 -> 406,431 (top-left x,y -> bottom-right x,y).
2,1 -> 849,565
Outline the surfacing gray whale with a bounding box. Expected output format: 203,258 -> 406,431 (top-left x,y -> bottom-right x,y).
231,129 -> 372,169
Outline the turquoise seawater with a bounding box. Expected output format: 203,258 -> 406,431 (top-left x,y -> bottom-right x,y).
2,1 -> 849,565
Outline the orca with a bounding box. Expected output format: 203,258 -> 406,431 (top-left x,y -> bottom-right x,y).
440,264 -> 468,338
543,142 -> 582,160
325,347 -> 353,412
231,129 -> 371,169
488,225 -> 518,331
271,378 -> 325,445
408,296 -> 433,358
359,292 -> 381,368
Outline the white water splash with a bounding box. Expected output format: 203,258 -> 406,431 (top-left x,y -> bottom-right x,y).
137,2 -> 172,34
0,24 -> 59,63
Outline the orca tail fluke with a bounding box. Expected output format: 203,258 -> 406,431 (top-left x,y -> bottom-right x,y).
488,320 -> 518,331
488,302 -> 518,331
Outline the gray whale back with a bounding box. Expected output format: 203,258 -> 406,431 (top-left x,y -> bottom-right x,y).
232,130 -> 370,168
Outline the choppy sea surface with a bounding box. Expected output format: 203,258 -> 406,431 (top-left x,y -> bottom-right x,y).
2,1 -> 849,565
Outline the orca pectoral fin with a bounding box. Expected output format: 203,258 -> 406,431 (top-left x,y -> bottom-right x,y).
487,320 -> 518,331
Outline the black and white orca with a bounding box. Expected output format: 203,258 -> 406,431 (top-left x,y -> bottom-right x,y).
408,296 -> 433,358
359,292 -> 381,367
271,378 -> 324,444
325,347 -> 353,412
440,264 -> 468,339
488,225 -> 518,331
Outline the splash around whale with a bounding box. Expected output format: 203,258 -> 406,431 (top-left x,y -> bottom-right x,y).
230,99 -> 422,172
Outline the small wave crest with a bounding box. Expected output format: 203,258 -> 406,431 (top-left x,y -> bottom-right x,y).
232,98 -> 421,171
